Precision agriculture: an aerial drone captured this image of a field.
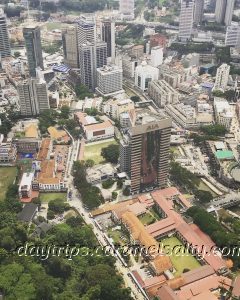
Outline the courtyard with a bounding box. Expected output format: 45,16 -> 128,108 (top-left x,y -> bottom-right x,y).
160,236 -> 201,277
39,193 -> 67,203
0,167 -> 17,201
84,139 -> 118,165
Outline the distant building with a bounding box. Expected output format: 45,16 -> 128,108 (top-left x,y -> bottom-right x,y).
225,22 -> 240,47
135,61 -> 159,91
148,80 -> 179,107
23,25 -> 44,77
150,46 -> 163,67
0,134 -> 17,165
122,54 -> 138,78
96,65 -> 123,96
194,0 -> 204,24
0,9 -> 11,59
17,77 -> 49,116
214,97 -> 233,129
119,0 -> 134,19
215,0 -> 235,25
119,102 -> 171,194
214,63 -> 230,91
150,33 -> 168,49
62,25 -> 79,68
179,0 -> 194,41
101,18 -> 115,62
77,14 -> 96,44
225,0 -> 235,26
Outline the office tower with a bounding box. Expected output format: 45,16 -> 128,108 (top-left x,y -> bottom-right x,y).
79,42 -> 107,90
77,14 -> 96,45
119,0 -> 134,19
96,65 -> 123,96
150,46 -> 163,67
194,0 -> 204,24
62,25 -> 79,68
101,18 -> 115,61
23,25 -> 44,77
225,0 -> 235,26
0,9 -> 11,59
214,63 -> 230,91
119,102 -> 172,194
17,78 -> 49,116
225,22 -> 240,47
215,0 -> 227,23
179,0 -> 194,41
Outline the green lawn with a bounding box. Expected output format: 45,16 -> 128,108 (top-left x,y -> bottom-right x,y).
160,236 -> 201,277
84,139 -> 118,165
197,180 -> 218,198
0,167 -> 17,201
108,228 -> 129,245
44,22 -> 68,31
138,207 -> 161,225
40,193 -> 67,203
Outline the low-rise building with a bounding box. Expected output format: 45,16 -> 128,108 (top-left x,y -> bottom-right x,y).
103,98 -> 134,119
86,163 -> 116,184
214,97 -> 233,130
0,135 -> 17,165
135,61 -> 159,91
18,172 -> 34,198
148,80 -> 179,107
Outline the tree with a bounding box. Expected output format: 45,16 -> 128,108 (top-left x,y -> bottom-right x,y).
66,216 -> 84,227
101,144 -> 119,164
130,96 -> 140,103
224,89 -> 236,102
112,192 -> 118,200
195,190 -> 213,203
60,105 -> 70,119
48,199 -> 69,214
85,159 -> 94,168
47,210 -> 55,220
75,84 -> 93,100
14,51 -> 21,58
102,179 -> 114,189
212,90 -> 224,97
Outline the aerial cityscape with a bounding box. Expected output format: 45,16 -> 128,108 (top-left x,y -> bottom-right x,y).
1,0 -> 240,299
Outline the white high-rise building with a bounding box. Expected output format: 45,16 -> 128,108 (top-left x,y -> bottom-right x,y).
194,0 -> 204,24
225,22 -> 240,47
77,14 -> 96,44
62,25 -> 79,68
119,0 -> 134,19
135,61 -> 159,91
179,0 -> 194,41
0,9 -> 11,59
215,0 -> 227,23
96,65 -> 123,96
17,78 -> 49,116
150,46 -> 163,67
214,64 -> 230,91
225,0 -> 235,26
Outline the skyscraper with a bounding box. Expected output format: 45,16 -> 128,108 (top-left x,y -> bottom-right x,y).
225,0 -> 235,26
179,0 -> 194,41
101,18 -> 115,62
120,102 -> 172,194
62,25 -> 79,68
77,14 -> 96,45
215,0 -> 227,23
23,25 -> 44,77
225,22 -> 240,47
194,0 -> 204,24
119,0 -> 135,19
17,77 -> 49,116
0,9 -> 11,59
213,63 -> 230,91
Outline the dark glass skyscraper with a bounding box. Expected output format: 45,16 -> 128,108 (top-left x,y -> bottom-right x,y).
0,9 -> 11,59
23,25 -> 44,77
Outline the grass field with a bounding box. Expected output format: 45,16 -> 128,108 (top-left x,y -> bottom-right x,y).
0,167 -> 17,201
197,180 -> 218,198
160,236 -> 201,277
40,193 -> 67,203
44,22 -> 67,31
84,139 -> 118,165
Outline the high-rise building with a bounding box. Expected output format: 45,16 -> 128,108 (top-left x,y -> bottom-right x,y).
225,22 -> 240,47
119,102 -> 172,194
119,0 -> 134,19
135,61 -> 159,91
179,0 -> 194,41
150,46 -> 163,67
194,0 -> 204,24
213,63 -> 230,91
62,25 -> 79,68
0,9 -> 11,59
77,14 -> 96,45
96,65 -> 123,96
23,25 -> 44,77
215,0 -> 227,23
225,0 -> 235,26
79,42 -> 107,90
17,78 -> 49,116
101,18 -> 115,61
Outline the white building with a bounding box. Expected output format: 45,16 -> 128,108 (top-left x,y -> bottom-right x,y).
225,22 -> 240,47
103,98 -> 134,120
214,97 -> 233,129
214,64 -> 230,91
135,61 -> 159,91
215,0 -> 227,23
179,0 -> 194,41
148,80 -> 179,107
18,172 -> 34,198
150,46 -> 163,67
119,0 -> 134,20
96,65 -> 123,96
225,0 -> 235,26
0,135 -> 17,165
86,163 -> 116,184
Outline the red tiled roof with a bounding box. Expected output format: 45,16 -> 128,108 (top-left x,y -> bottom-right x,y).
232,275 -> 240,297
156,285 -> 180,300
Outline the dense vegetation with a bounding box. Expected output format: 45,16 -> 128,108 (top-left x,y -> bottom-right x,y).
101,144 -> 119,164
190,124 -> 227,145
170,42 -> 214,55
73,161 -> 104,209
0,184 -> 132,299
187,206 -> 240,269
